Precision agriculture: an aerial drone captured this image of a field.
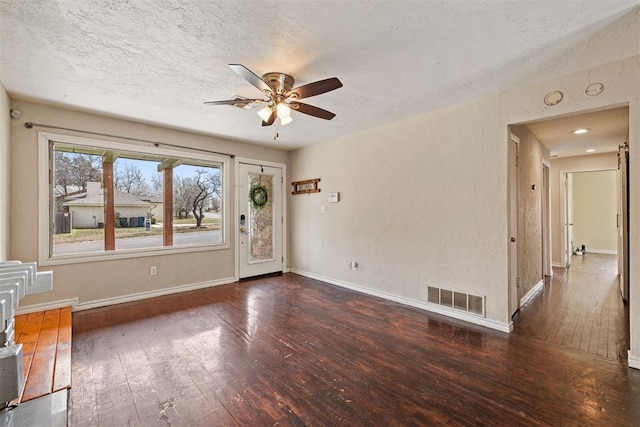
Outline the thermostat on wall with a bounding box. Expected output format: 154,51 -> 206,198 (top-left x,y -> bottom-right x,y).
328,192 -> 340,203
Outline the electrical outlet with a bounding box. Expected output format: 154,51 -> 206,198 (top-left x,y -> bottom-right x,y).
348,261 -> 358,271
150,266 -> 157,276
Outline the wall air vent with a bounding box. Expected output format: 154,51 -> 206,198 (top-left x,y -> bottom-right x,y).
427,286 -> 486,317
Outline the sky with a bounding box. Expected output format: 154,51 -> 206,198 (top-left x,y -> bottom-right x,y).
115,158 -> 219,185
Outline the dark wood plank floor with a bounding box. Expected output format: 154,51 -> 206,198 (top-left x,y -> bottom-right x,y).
513,253 -> 628,362
70,273 -> 640,426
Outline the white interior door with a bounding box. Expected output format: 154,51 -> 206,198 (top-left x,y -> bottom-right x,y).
238,163 -> 283,279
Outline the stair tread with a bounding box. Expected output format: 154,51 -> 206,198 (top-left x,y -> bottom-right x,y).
11,307 -> 72,404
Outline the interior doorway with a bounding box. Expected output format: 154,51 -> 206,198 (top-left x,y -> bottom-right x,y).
510,106 -> 630,360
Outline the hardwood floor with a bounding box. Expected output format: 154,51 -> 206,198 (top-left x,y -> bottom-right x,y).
70,273 -> 640,426
513,253 -> 628,362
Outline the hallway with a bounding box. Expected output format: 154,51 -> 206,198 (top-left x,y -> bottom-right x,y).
513,253 -> 628,362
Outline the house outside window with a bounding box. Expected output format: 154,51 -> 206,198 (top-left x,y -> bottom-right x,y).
39,133 -> 230,265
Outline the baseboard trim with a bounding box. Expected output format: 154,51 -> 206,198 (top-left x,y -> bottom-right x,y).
74,276 -> 236,311
585,249 -> 617,255
520,280 -> 544,307
289,268 -> 511,333
629,351 -> 640,370
15,298 -> 80,315
551,262 -> 563,268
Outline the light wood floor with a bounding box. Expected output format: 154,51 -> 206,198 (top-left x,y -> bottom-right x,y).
513,253 -> 628,362
69,273 -> 640,426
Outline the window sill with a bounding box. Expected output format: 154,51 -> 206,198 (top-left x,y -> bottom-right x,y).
39,242 -> 231,266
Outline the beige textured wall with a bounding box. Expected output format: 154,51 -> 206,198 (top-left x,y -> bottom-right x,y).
572,170 -> 618,253
290,96 -> 511,326
511,125 -> 549,300
288,56 -> 639,339
0,83 -> 9,261
9,99 -> 289,306
549,153 -> 617,265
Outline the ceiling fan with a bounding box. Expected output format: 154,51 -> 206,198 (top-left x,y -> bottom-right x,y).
204,64 -> 343,127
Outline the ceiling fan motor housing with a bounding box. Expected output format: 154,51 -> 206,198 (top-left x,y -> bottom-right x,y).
262,72 -> 295,94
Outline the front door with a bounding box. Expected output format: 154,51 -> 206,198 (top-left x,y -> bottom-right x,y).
238,163 -> 283,279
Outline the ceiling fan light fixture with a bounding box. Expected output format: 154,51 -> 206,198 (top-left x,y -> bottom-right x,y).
276,102 -> 291,119
257,105 -> 273,122
572,128 -> 590,135
206,64 -> 343,128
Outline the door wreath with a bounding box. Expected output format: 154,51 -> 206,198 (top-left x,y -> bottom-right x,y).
250,185 -> 269,209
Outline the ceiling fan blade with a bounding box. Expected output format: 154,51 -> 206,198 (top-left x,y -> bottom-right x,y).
293,102 -> 336,120
262,110 -> 276,126
203,99 -> 246,105
289,77 -> 342,100
229,64 -> 272,94
204,97 -> 265,106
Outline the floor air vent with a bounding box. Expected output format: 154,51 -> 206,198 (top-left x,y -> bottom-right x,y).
427,286 -> 485,317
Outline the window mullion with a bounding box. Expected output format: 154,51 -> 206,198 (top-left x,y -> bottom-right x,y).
162,165 -> 174,246
103,154 -> 116,250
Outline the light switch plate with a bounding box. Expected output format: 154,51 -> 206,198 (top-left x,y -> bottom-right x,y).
328,192 -> 340,203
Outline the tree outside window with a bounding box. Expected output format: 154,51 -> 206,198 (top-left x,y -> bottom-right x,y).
51,142 -> 224,257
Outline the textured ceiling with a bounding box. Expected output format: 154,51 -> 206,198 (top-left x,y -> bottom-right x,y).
1,1 -> 639,150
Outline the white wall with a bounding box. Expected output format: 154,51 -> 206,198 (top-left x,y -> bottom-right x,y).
0,82 -> 9,261
572,170 -> 618,253
68,206 -> 150,228
290,95 -> 510,328
69,207 -> 102,229
9,99 -> 289,307
291,55 -> 640,348
550,153 -> 618,265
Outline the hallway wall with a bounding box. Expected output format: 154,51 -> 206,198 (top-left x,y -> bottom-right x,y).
510,125 -> 550,300
572,170 -> 618,254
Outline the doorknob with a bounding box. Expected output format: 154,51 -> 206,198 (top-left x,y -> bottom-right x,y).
510,237 -> 516,242
240,227 -> 247,234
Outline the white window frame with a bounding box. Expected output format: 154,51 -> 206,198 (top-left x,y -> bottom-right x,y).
38,132 -> 231,266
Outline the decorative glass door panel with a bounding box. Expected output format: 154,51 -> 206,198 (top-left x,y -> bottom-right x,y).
239,163 -> 282,278
248,172 -> 274,263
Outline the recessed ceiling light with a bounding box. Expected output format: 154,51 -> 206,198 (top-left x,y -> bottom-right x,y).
572,128 -> 590,135
586,148 -> 596,153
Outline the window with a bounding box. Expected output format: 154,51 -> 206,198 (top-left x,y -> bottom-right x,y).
40,133 -> 229,264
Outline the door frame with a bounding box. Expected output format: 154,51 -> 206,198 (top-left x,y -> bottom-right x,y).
508,132 -> 519,319
560,166 -> 618,268
234,157 -> 288,281
617,142 -> 629,301
542,160 -> 552,277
